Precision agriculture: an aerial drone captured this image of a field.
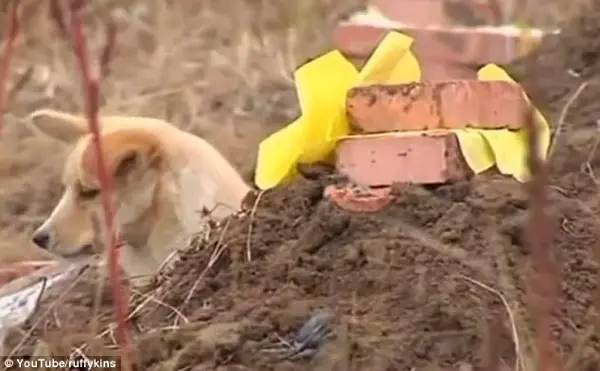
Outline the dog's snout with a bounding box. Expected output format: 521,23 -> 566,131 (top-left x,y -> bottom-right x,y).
32,231 -> 51,249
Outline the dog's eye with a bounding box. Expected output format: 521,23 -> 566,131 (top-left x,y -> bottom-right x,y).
79,187 -> 100,199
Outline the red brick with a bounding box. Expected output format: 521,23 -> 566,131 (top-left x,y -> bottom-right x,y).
335,132 -> 473,186
419,59 -> 477,80
347,80 -> 529,132
371,0 -> 450,26
333,22 -> 552,67
324,185 -> 392,213
442,0 -> 504,26
346,52 -> 477,81
372,0 -> 500,26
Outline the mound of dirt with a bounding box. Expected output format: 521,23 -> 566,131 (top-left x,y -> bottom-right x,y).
6,1 -> 600,370
6,166 -> 600,371
128,173 -> 600,371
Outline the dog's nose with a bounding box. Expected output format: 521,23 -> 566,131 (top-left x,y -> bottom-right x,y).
32,231 -> 50,249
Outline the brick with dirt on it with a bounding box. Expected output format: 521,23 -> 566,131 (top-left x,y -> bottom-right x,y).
346,80 -> 531,133
335,131 -> 474,186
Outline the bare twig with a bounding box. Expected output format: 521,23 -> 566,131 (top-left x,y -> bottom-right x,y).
549,81 -> 589,158
523,96 -> 563,371
246,190 -> 265,262
48,1 -> 131,370
583,126 -> 600,181
32,277 -> 48,315
458,275 -> 523,371
7,267 -> 88,362
182,217 -> 233,309
129,288 -> 189,325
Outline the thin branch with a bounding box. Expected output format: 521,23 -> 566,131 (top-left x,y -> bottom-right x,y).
48,1 -> 132,370
549,80 -> 589,158
524,93 -> 563,371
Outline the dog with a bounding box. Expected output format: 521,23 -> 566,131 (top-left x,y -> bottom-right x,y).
28,109 -> 251,282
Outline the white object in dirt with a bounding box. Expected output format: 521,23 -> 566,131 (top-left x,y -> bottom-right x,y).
0,259 -> 92,343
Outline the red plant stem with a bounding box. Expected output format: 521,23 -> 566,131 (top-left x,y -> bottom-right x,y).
524,105 -> 563,371
67,7 -> 132,371
0,2 -> 20,132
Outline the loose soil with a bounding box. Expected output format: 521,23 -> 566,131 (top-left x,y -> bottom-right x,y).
5,1 -> 600,371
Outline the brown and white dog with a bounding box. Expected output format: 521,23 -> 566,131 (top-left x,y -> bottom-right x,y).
28,110 -> 250,283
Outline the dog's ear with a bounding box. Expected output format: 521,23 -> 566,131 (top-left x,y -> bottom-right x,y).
81,129 -> 163,184
27,109 -> 89,143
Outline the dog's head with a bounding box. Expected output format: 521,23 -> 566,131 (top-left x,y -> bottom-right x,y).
29,110 -> 165,258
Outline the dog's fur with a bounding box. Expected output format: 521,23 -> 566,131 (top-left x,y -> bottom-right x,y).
29,110 -> 250,282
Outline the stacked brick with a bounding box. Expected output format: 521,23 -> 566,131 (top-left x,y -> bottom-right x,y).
325,0 -> 555,212
327,80 -> 532,212
341,80 -> 530,183
333,0 -> 557,80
